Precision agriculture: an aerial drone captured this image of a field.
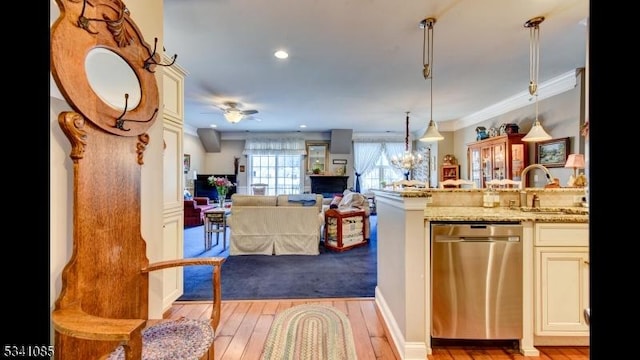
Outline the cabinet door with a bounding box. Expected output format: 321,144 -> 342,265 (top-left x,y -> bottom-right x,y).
161,211 -> 184,309
535,247 -> 590,335
162,62 -> 185,123
163,120 -> 184,213
510,143 -> 525,182
481,146 -> 493,186
468,147 -> 481,188
492,143 -> 505,180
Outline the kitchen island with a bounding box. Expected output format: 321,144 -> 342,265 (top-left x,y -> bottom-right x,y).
372,188 -> 589,359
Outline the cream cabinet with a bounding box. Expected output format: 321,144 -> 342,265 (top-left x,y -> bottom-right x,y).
534,223 -> 589,337
161,59 -> 187,310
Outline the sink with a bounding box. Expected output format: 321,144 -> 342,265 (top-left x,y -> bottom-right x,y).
515,207 -> 588,215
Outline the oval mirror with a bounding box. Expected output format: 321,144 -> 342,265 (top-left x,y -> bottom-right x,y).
85,47 -> 141,111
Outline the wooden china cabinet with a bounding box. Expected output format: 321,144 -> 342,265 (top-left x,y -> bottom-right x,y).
467,134 -> 528,188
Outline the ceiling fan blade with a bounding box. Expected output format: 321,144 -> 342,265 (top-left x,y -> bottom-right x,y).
242,109 -> 258,115
245,115 -> 262,122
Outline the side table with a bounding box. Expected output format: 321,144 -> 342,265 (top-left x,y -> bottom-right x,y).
324,208 -> 367,252
204,208 -> 229,251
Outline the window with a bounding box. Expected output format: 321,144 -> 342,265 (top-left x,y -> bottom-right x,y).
249,155 -> 302,195
360,155 -> 398,192
353,140 -> 432,192
243,137 -> 307,195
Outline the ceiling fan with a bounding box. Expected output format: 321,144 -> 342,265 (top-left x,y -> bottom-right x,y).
218,102 -> 259,123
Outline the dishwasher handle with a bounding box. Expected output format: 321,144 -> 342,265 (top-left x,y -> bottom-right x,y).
434,236 -> 520,242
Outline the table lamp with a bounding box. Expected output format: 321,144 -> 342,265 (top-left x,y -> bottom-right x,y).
564,154 -> 585,178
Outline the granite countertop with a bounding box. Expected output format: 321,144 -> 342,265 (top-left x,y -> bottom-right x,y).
423,206 -> 589,223
374,188 -> 586,196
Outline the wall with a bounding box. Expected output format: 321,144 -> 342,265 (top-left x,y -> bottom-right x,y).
183,131 -> 206,192
50,0 -> 165,344
454,70 -> 586,187
186,131 -> 359,193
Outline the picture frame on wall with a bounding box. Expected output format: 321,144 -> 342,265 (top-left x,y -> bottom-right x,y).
535,137 -> 569,168
183,154 -> 191,173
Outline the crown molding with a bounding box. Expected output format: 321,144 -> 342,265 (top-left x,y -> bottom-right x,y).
439,69 -> 579,132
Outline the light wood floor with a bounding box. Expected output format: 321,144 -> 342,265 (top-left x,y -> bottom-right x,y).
166,298 -> 589,360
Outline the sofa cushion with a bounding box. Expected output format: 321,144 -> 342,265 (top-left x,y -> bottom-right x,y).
231,194 -> 278,207
276,194 -> 323,213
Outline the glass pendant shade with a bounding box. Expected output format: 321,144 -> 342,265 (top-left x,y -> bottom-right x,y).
419,119 -> 444,142
224,110 -> 243,123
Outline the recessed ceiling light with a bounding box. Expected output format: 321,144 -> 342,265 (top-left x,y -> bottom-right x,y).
299,124 -> 307,128
210,124 -> 217,128
274,50 -> 289,59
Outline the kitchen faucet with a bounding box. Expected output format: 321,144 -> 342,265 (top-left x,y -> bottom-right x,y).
518,164 -> 554,206
519,164 -> 554,189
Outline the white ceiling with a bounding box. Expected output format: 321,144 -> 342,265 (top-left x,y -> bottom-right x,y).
163,0 -> 589,137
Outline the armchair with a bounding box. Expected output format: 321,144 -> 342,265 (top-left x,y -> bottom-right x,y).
184,197 -> 216,227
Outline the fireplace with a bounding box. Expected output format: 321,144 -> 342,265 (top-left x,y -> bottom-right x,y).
310,175 -> 349,198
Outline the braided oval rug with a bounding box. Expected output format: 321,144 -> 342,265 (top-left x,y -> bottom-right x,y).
262,304 -> 357,360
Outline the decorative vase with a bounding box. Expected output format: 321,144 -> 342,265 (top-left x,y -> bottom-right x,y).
217,187 -> 228,208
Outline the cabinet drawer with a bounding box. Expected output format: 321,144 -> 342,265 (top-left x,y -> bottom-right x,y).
534,223 -> 589,246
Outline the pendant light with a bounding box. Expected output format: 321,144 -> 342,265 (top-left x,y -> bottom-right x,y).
418,17 -> 444,142
522,16 -> 552,142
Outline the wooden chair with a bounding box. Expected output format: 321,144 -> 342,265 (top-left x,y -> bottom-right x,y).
439,179 -> 477,188
50,1 -> 224,359
485,178 -> 521,188
392,179 -> 428,190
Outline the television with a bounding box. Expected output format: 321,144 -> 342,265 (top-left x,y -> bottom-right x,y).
194,174 -> 237,201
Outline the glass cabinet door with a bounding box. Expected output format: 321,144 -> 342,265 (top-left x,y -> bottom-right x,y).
492,143 -> 505,180
481,146 -> 493,185
469,148 -> 481,188
511,143 -> 525,181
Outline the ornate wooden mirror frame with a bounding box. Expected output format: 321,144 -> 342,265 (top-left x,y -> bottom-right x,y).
51,0 -> 160,137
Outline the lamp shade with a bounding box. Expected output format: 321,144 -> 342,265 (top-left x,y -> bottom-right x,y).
419,119 -> 444,142
224,110 -> 244,123
522,120 -> 551,142
564,154 -> 585,169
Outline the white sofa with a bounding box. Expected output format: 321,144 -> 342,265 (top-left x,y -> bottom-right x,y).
227,194 -> 324,255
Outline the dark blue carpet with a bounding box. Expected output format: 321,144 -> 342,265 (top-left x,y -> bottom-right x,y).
179,216 -> 377,300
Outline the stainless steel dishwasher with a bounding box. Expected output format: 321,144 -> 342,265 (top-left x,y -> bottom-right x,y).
431,222 -> 523,340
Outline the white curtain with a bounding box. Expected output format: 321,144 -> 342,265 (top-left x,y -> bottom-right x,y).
242,137 -> 306,155
353,142 -> 383,192
382,142 -> 407,179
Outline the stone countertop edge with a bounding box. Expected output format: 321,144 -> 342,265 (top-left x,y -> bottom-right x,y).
373,188 -> 586,196
422,206 -> 588,223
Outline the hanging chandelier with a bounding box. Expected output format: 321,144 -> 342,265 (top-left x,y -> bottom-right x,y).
390,112 -> 426,175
